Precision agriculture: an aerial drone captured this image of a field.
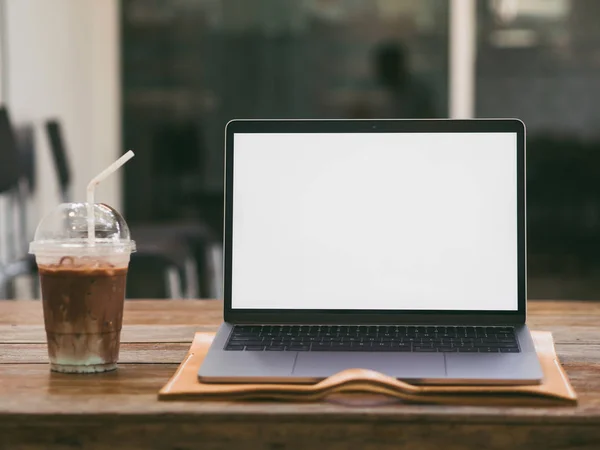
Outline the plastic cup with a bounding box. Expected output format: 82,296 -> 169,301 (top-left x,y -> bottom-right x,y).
29,202 -> 136,373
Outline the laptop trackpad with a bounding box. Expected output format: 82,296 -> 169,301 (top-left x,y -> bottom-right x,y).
292,352 -> 446,380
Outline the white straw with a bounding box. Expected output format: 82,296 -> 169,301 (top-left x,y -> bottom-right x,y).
86,150 -> 135,244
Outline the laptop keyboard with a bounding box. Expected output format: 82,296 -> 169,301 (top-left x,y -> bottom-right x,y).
224,325 -> 519,353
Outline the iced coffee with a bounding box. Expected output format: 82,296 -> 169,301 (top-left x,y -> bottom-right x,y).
30,202 -> 135,373
39,258 -> 128,372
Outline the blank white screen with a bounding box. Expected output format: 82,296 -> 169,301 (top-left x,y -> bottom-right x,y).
231,132 -> 518,311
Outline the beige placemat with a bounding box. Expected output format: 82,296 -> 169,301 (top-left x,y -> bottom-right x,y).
158,331 -> 577,406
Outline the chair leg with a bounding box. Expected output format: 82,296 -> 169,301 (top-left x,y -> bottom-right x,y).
33,273 -> 40,299
207,244 -> 224,299
165,266 -> 183,299
0,273 -> 8,300
0,259 -> 35,299
184,257 -> 200,299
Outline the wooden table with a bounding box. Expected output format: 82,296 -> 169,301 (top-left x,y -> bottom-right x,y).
1,300 -> 600,450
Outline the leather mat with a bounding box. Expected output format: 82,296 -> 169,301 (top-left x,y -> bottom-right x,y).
158,331 -> 577,406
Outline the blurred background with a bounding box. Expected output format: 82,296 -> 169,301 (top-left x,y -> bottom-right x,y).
1,0 -> 600,300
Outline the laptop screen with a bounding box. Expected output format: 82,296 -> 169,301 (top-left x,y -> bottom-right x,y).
230,131 -> 519,312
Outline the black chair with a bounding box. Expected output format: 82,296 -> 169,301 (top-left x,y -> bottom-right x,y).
0,108 -> 19,193
0,107 -> 37,299
44,119 -> 199,299
14,124 -> 37,254
130,119 -> 223,298
45,120 -> 71,203
129,220 -> 223,298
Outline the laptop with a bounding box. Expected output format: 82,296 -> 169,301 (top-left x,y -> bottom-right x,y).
198,118 -> 544,385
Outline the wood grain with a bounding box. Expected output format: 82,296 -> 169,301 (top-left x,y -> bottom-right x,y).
0,343 -> 191,364
0,361 -> 598,418
0,299 -> 223,325
0,324 -> 216,344
1,299 -> 600,449
3,422 -> 600,450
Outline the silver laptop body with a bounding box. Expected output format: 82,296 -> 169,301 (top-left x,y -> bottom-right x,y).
198,119 -> 543,385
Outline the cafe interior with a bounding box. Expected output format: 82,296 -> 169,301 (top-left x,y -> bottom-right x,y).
1,0 -> 600,449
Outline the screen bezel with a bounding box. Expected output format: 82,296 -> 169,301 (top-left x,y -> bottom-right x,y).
223,119 -> 526,325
